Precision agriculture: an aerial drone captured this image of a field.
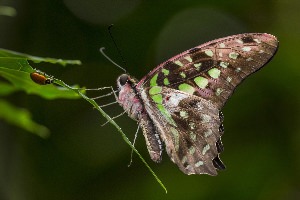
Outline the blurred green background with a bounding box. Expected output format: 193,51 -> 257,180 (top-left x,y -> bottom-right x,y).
1,0 -> 300,199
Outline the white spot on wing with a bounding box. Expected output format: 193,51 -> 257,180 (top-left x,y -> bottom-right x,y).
202,144 -> 210,155
219,43 -> 226,48
195,161 -> 203,167
189,146 -> 196,155
189,122 -> 195,130
215,88 -> 224,96
181,156 -> 187,164
226,76 -> 232,83
236,39 -> 243,44
204,130 -> 212,138
254,38 -> 261,43
185,165 -> 193,171
180,110 -> 188,119
165,93 -> 188,107
242,47 -> 251,52
201,114 -> 211,123
220,61 -> 229,68
170,127 -> 179,151
190,132 -> 196,141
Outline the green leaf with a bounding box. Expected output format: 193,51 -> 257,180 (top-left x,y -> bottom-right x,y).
0,48 -> 81,66
0,56 -> 81,100
0,100 -> 50,138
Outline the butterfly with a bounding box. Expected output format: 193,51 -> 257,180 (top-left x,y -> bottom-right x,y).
116,33 -> 278,175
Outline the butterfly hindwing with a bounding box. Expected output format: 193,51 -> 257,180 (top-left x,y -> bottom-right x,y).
141,87 -> 225,175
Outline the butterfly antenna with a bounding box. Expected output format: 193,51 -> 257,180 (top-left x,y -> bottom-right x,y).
99,47 -> 126,73
108,24 -> 127,69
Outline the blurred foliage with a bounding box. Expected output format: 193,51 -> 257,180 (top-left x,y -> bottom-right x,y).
0,6 -> 16,17
0,0 -> 300,200
0,99 -> 49,138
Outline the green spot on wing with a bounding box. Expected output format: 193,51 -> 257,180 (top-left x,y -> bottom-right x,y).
229,52 -> 239,59
162,69 -> 169,76
157,104 -> 177,127
175,60 -> 183,67
149,86 -> 162,95
150,73 -> 158,86
208,68 -> 221,79
149,87 -> 177,127
194,76 -> 208,89
152,94 -> 163,104
184,56 -> 192,62
163,78 -> 170,85
205,50 -> 214,57
178,83 -> 195,94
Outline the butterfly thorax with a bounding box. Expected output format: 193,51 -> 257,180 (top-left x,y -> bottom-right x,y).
117,74 -> 144,120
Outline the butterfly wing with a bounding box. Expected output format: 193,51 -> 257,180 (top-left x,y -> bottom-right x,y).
136,33 -> 278,175
138,33 -> 278,109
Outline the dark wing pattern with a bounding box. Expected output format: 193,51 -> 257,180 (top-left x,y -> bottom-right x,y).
138,33 -> 278,109
136,33 -> 278,175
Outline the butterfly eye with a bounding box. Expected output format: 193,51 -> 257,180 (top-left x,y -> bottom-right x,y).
119,74 -> 129,86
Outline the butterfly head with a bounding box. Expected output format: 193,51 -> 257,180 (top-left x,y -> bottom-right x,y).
117,74 -> 138,90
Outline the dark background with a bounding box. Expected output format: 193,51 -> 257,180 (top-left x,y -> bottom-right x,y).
1,0 -> 300,199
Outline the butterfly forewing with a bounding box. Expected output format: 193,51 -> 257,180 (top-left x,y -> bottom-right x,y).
138,33 -> 278,109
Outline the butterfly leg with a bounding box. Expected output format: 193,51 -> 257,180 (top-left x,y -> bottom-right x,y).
101,110 -> 127,126
128,125 -> 140,167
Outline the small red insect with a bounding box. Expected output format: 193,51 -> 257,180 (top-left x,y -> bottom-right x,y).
30,70 -> 53,85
